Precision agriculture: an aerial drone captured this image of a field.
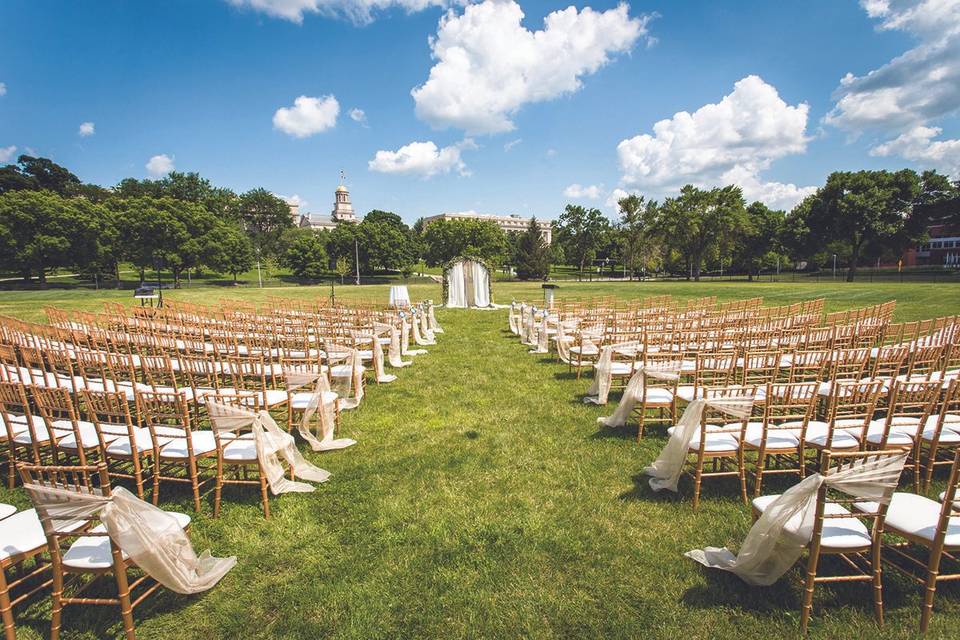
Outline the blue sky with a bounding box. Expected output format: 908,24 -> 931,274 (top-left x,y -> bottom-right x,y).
1,0 -> 958,222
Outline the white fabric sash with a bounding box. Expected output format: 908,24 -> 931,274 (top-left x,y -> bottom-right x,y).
376,321 -> 411,368
597,360 -> 682,427
644,394 -> 756,492
24,483 -> 236,595
419,306 -> 437,344
685,453 -> 906,585
427,302 -> 443,334
326,343 -> 365,409
529,312 -> 549,354
283,368 -> 356,451
508,302 -> 521,335
401,317 -> 427,356
583,341 -> 643,405
207,401 -> 331,491
411,309 -> 433,346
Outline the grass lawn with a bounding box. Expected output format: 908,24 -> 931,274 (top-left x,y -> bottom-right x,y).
2,280 -> 960,639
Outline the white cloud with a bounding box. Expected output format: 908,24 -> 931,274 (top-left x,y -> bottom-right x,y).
617,75 -> 814,210
871,125 -> 960,175
826,1 -> 960,176
225,0 -> 450,25
78,122 -> 95,137
0,145 -> 16,163
276,193 -> 309,208
0,82 -> 6,97
348,107 -> 368,127
546,148 -> 558,158
563,183 -> 602,199
368,139 -> 475,177
412,0 -> 653,135
146,154 -> 175,177
273,95 -> 339,138
503,138 -> 522,152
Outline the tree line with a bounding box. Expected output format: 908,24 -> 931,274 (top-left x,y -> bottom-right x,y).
3,154 -> 956,287
544,169 -> 960,282
0,155 -> 515,287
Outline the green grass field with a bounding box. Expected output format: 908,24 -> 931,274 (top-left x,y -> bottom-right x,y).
2,281 -> 959,639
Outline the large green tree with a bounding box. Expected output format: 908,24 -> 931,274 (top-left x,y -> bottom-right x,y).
231,188 -> 292,256
203,223 -> 256,284
280,227 -> 329,281
554,205 -> 611,279
0,155 -> 82,197
422,218 -> 509,267
0,190 -> 109,286
797,169 -> 938,281
735,201 -> 787,280
653,185 -> 747,281
515,217 -> 550,280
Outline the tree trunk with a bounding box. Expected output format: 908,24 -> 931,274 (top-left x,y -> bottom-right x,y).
38,269 -> 47,289
232,272 -> 238,285
847,243 -> 861,282
693,255 -> 701,282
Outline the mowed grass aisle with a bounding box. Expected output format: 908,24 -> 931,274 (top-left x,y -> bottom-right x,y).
1,282 -> 959,638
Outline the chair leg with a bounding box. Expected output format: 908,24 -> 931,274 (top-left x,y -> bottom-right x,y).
213,459 -> 223,518
49,561 -> 64,640
800,551 -> 820,635
188,459 -> 201,513
920,565 -> 939,633
753,452 -> 766,497
113,564 -> 137,640
1,568 -> 16,640
259,470 -> 270,519
692,459 -> 704,511
737,451 -> 748,505
872,543 -> 884,627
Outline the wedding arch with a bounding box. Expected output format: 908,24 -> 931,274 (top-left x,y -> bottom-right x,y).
442,256 -> 493,308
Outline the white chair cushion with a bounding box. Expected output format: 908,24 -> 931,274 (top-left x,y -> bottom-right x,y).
855,493 -> 960,546
52,420 -> 101,450
222,439 -> 258,462
674,386 -> 702,403
0,503 -> 16,520
568,345 -> 599,355
802,421 -> 860,448
62,511 -> 191,570
290,391 -> 338,409
640,388 -> 674,404
754,495 -> 871,549
919,424 -> 960,443
667,424 -> 739,452
0,508 -> 86,562
159,431 -> 217,458
13,423 -> 52,445
330,365 -> 355,378
739,422 -> 800,449
105,428 -> 158,456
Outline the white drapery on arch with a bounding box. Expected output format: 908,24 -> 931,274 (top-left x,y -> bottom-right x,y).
444,258 -> 491,308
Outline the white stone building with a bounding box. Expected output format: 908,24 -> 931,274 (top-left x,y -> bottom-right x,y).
292,181 -> 360,231
421,212 -> 552,244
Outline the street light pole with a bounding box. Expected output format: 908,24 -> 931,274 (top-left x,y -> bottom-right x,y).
354,238 -> 360,286
832,253 -> 837,280
256,246 -> 263,288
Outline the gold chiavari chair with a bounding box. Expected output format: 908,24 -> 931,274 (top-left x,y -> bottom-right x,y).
854,448 -> 960,633
632,352 -> 682,440
675,352 -> 737,405
18,463 -> 191,640
137,390 -> 214,512
753,449 -> 904,634
82,390 -> 155,500
672,385 -> 758,510
744,381 -> 819,496
32,386 -> 101,468
865,379 -> 941,490
919,378 -> 960,491
205,391 -> 271,518
787,349 -> 831,384
805,379 -> 885,463
0,381 -> 45,488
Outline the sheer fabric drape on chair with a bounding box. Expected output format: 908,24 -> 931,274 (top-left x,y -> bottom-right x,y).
685,453 -> 906,586
24,483 -> 236,594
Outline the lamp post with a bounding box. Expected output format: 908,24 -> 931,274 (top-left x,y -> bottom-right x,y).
354,238 -> 360,286
153,255 -> 164,308
256,246 -> 263,288
832,253 -> 837,280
